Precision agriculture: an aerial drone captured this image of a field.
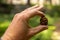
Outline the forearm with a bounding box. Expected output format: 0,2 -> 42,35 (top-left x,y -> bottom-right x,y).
1,31 -> 15,40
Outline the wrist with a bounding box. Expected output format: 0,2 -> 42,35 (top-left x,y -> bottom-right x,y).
1,33 -> 13,40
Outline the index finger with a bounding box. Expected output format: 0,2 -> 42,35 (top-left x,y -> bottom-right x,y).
20,6 -> 45,21
24,11 -> 45,21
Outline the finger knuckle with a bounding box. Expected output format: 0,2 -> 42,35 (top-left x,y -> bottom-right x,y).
14,13 -> 19,17
14,13 -> 23,19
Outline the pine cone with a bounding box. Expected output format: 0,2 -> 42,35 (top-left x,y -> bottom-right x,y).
40,16 -> 48,25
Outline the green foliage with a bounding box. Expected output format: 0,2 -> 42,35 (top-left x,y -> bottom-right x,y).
0,14 -> 13,37
46,5 -> 60,17
29,16 -> 40,27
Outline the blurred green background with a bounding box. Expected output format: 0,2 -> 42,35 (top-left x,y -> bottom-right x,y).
0,0 -> 60,40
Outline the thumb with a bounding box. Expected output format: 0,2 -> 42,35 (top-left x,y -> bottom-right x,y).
27,25 -> 48,38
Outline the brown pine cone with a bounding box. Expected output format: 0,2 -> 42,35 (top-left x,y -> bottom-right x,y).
40,16 -> 48,25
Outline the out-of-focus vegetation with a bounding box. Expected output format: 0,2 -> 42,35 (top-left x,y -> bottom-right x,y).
0,1 -> 60,40
0,14 -> 13,36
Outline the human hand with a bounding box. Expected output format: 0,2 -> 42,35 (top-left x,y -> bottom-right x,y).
1,5 -> 48,40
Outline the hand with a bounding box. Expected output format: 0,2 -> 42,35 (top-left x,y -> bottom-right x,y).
1,5 -> 48,40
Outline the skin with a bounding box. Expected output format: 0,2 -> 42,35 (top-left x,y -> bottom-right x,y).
1,5 -> 48,40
